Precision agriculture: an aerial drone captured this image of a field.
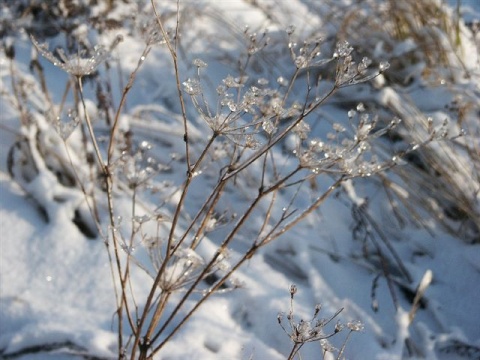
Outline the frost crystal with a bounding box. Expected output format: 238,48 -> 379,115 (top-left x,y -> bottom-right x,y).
133,215 -> 150,224
332,123 -> 346,132
223,75 -> 243,88
244,134 -> 260,149
176,247 -> 204,268
357,57 -> 372,74
378,61 -> 390,72
356,103 -> 366,112
139,141 -> 152,150
257,78 -> 269,86
294,121 -> 310,140
31,35 -> 109,77
294,55 -> 308,69
227,100 -> 237,112
193,58 -> 208,68
289,284 -> 297,295
183,78 -> 201,95
277,76 -> 289,86
347,320 -> 364,332
216,84 -> 227,95
320,339 -> 336,352
392,155 -> 407,165
262,119 -> 276,135
278,286 -> 349,349
334,40 -> 353,58
53,109 -> 80,140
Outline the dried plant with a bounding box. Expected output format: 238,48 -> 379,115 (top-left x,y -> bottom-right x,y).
2,1 -> 460,359
278,284 -> 364,360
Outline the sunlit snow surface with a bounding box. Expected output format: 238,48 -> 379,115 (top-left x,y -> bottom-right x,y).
1,1 -> 480,359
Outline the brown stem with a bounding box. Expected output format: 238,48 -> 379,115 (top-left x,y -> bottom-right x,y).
151,0 -> 191,172
132,130 -> 219,357
287,343 -> 303,360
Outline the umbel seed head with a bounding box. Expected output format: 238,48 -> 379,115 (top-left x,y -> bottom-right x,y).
289,284 -> 298,296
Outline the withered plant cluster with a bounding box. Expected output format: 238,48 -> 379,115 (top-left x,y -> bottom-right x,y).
2,0 -> 476,359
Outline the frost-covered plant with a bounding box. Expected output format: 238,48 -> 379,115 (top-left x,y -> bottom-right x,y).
3,1 -> 450,359
109,12 -> 396,356
278,284 -> 363,360
24,11 -> 411,360
30,35 -> 112,77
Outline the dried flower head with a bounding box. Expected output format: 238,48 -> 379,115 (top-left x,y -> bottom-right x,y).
279,286 -> 348,350
289,284 -> 298,296
347,320 -> 364,332
31,35 -> 110,77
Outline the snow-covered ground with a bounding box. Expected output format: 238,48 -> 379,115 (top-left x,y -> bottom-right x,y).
1,1 -> 480,359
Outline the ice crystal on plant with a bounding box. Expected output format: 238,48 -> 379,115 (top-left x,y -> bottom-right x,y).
286,25 -> 296,35
133,215 -> 150,224
223,75 -> 243,88
193,58 -> 208,68
241,86 -> 261,112
176,247 -> 204,268
257,78 -> 269,86
31,35 -> 109,77
158,248 -> 206,291
278,285 -> 351,351
262,119 -> 276,135
216,84 -> 227,95
378,61 -> 390,72
139,18 -> 166,45
225,99 -> 237,112
244,28 -> 270,55
320,339 -> 337,352
294,55 -> 308,69
183,78 -> 202,95
244,134 -> 260,149
357,57 -> 372,74
392,155 -> 408,165
334,40 -> 353,58
121,243 -> 136,255
347,320 -> 364,332
289,284 -> 298,296
268,97 -> 284,115
355,113 -> 376,141
52,108 -> 80,140
295,108 -> 400,178
139,140 -> 152,151
118,141 -> 164,189
277,76 -> 289,86
332,123 -> 346,133
288,34 -> 329,69
293,121 -> 310,140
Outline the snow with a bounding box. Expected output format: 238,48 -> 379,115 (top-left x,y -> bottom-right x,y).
1,1 -> 480,359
